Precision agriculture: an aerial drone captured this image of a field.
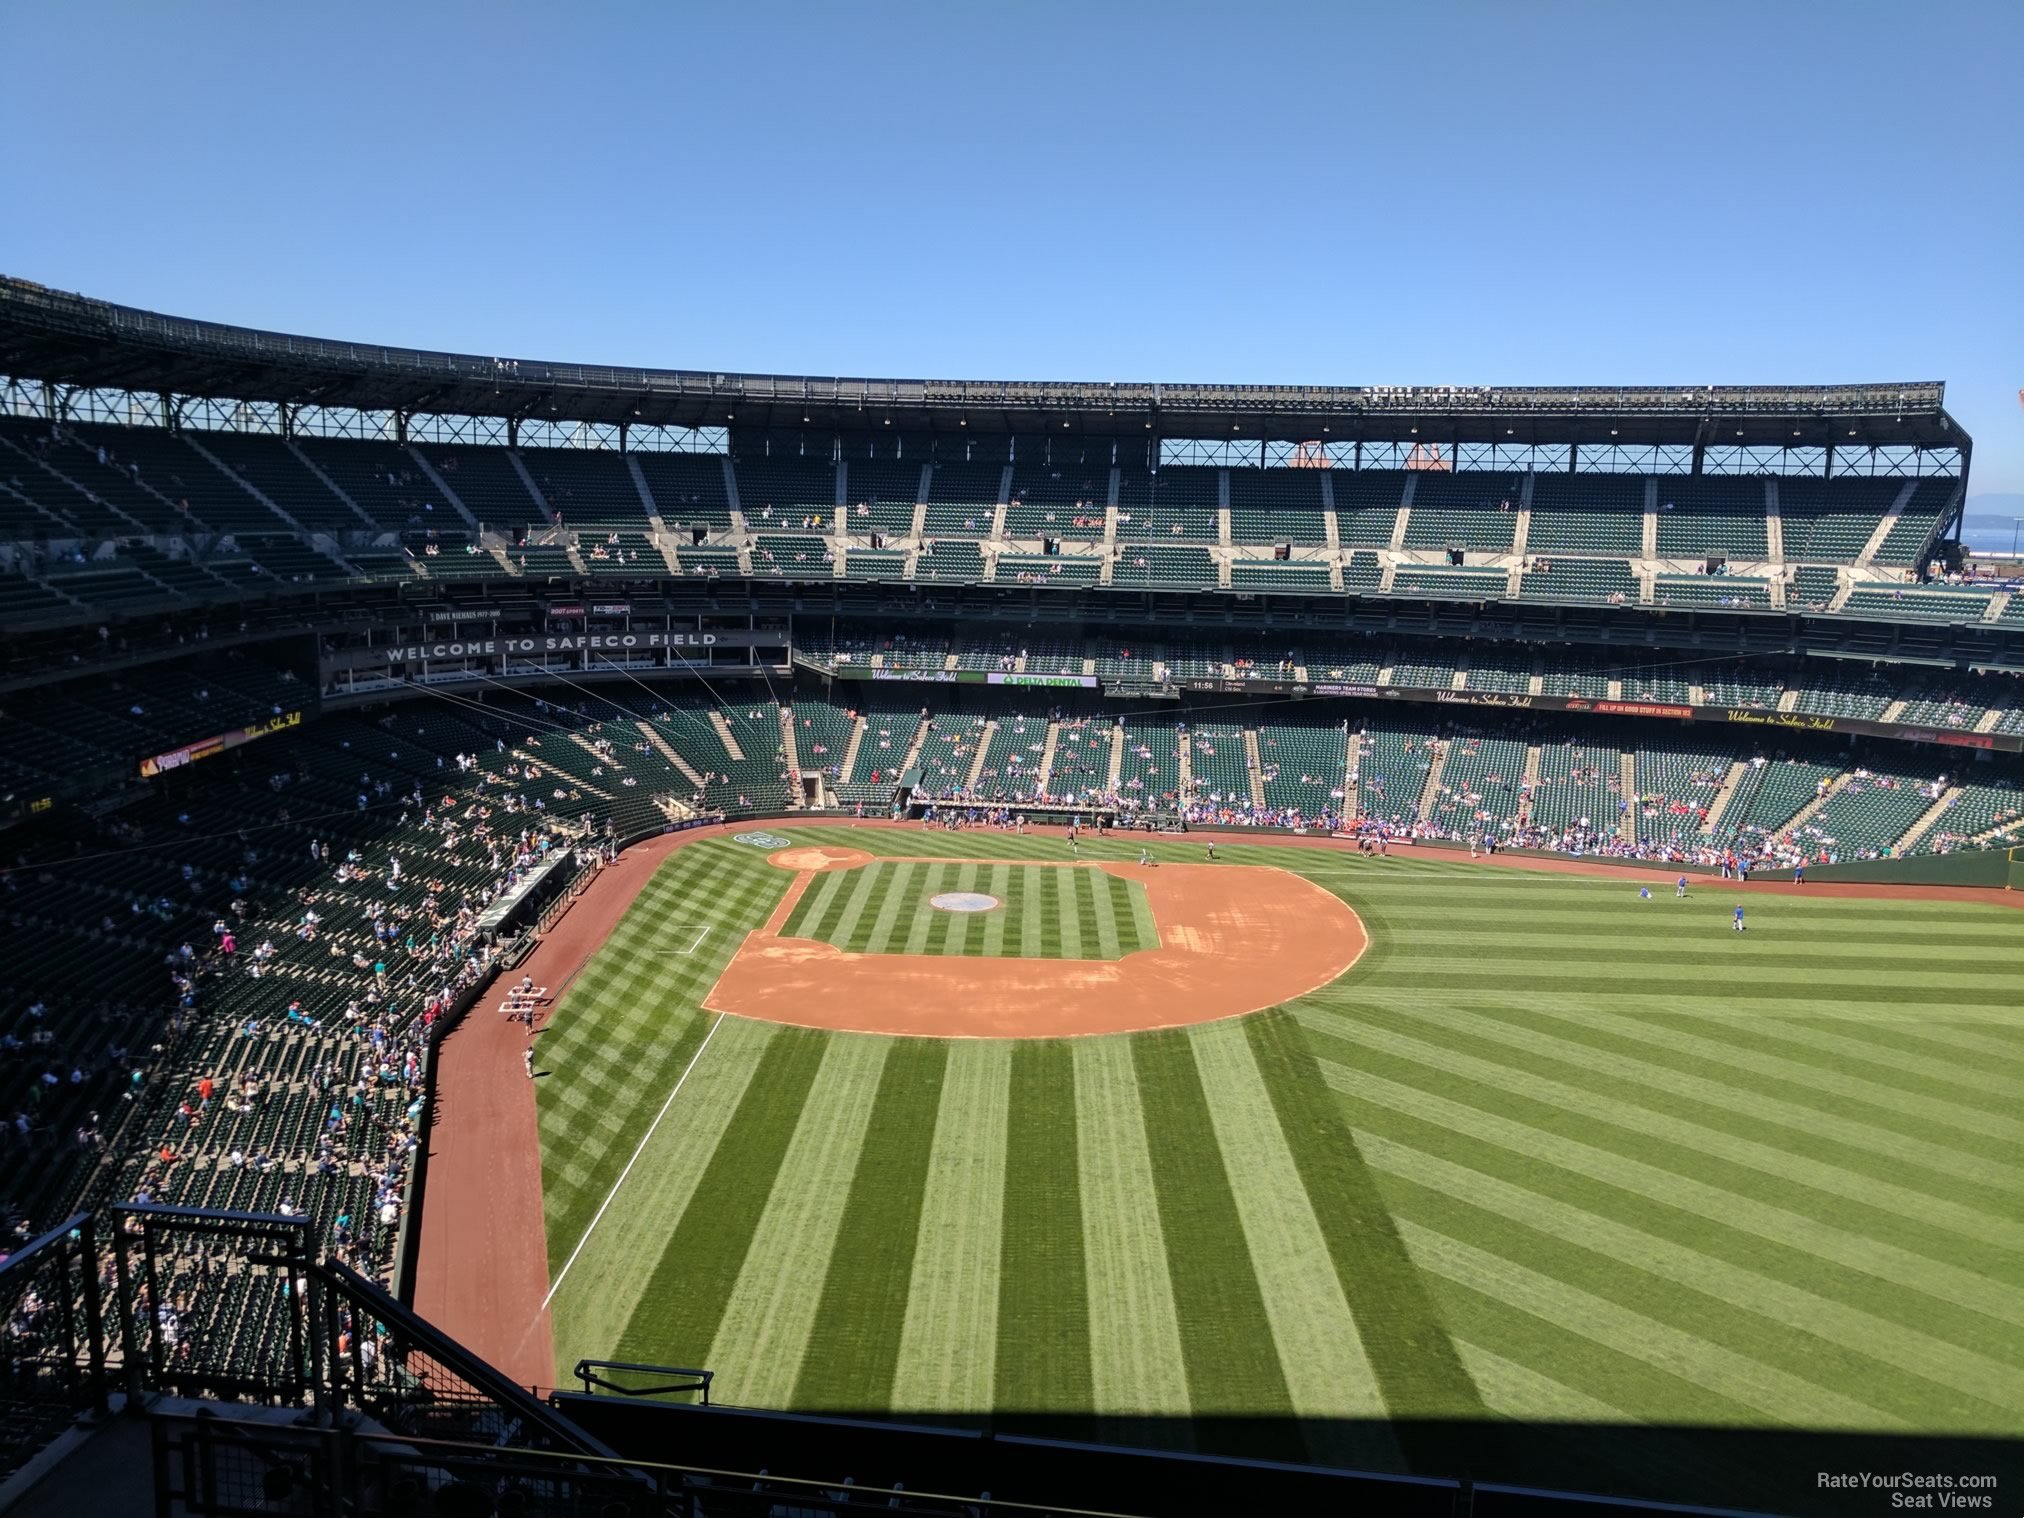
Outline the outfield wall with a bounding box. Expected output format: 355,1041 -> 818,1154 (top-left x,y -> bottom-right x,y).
1802,849 -> 2017,888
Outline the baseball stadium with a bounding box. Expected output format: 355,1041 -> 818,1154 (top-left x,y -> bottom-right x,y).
0,274 -> 2018,1518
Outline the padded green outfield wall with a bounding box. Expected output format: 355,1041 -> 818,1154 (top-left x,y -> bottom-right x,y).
1804,848 -> 2016,888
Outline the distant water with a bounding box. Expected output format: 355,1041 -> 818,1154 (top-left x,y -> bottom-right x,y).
1961,516 -> 2022,555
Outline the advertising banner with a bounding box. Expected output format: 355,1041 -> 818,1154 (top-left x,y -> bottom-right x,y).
139,710 -> 304,779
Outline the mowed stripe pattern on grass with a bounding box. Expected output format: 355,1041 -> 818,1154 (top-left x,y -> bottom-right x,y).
778,859 -> 1156,959
539,829 -> 2024,1510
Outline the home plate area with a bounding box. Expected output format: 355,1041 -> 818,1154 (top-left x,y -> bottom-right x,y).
703,853 -> 1368,1039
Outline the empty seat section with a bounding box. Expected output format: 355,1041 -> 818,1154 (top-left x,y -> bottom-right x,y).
1228,468 -> 1326,544
1840,587 -> 1995,623
1894,689 -> 1991,730
1230,558 -> 1332,591
1303,639 -> 1384,683
1402,471 -> 1522,551
922,460 -> 1005,536
1185,722 -> 1252,807
1914,783 -> 2024,855
635,452 -> 734,530
1005,447 -> 1110,538
1161,642 -> 1222,680
1520,558 -> 1637,602
414,444 -> 544,529
1525,474 -> 1644,554
1870,479 -> 1954,568
580,530 -> 660,575
1779,477 -> 1899,563
1653,477 -> 1768,559
1119,718 -> 1183,808
71,424 -> 281,533
1331,471 -> 1408,546
506,542 -> 576,577
1800,769 -> 1935,858
1356,724 -> 1439,823
1119,466 -> 1218,541
841,547 -> 909,580
1788,565 -> 1840,611
1389,564 -> 1508,599
1527,741 -> 1621,835
292,437 -> 433,530
1464,648 -> 1534,693
842,460 -> 923,534
672,544 -> 742,576
1652,574 -> 1773,609
1792,668 -> 1893,719
997,554 -> 1100,586
788,701 -> 856,786
1388,653 -> 1461,690
1424,733 -> 1529,838
1617,664 -> 1694,703
522,448 -> 652,525
200,433 -> 358,531
913,541 -> 986,583
1256,723 -> 1348,817
735,456 -> 838,523
1701,664 -> 1782,708
750,534 -> 833,578
1539,657 -> 1609,698
1,419 -> 182,532
1110,545 -> 1215,589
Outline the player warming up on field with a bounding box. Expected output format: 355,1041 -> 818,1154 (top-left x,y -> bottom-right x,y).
1733,904 -> 1746,933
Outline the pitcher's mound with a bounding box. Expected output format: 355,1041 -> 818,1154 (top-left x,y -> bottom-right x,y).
770,846 -> 874,872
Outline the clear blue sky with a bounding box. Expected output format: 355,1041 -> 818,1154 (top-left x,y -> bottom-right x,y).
4,1 -> 2019,501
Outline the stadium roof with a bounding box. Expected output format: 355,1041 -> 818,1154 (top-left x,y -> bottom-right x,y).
0,275 -> 1969,453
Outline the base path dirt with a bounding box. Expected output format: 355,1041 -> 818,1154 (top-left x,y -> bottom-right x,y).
412,825 -> 725,1391
707,858 -> 1368,1038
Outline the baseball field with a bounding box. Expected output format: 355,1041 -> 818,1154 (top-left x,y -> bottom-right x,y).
528,825 -> 2024,1514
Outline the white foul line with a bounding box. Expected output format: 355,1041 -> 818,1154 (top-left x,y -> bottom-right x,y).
540,1011 -> 726,1312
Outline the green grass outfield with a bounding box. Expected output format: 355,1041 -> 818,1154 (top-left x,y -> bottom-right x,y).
534,827 -> 2024,1514
777,858 -> 1159,958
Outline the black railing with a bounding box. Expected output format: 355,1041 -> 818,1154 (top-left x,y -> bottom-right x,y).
0,1211 -> 108,1483
573,1359 -> 712,1405
2,1202 -> 1809,1518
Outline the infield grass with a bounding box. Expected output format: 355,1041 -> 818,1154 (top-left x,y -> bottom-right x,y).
779,857 -> 1157,959
536,827 -> 2024,1515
